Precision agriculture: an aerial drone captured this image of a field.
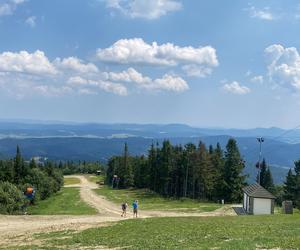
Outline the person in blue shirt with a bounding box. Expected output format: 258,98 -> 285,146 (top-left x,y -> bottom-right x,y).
132,200 -> 138,218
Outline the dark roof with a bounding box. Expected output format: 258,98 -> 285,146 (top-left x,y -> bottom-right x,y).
242,183 -> 276,199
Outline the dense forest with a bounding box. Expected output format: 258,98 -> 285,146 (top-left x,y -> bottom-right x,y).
106,138 -> 250,203
106,138 -> 300,207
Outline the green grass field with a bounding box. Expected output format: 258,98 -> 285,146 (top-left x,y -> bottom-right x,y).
64,177 -> 81,185
87,175 -> 104,184
27,187 -> 97,215
34,214 -> 300,250
94,186 -> 221,212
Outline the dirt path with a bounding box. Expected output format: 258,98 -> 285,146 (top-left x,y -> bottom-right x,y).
0,175 -> 236,244
68,175 -> 236,218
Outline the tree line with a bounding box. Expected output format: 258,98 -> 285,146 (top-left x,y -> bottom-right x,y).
106,138 -> 248,203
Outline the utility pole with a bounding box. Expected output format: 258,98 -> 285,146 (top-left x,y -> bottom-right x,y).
257,137 -> 264,185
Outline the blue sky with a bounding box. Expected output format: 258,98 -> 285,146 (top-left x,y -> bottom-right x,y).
1,0 -> 300,128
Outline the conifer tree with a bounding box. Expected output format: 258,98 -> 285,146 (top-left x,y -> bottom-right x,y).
123,143 -> 134,188
211,143 -> 225,200
259,159 -> 267,186
14,145 -> 25,184
283,169 -> 296,201
223,138 -> 246,202
148,143 -> 158,192
264,167 -> 275,193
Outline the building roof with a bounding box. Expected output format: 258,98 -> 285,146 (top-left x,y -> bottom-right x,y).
242,183 -> 276,199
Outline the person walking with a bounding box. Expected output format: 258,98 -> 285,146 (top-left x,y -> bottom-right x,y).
121,202 -> 128,217
132,200 -> 138,218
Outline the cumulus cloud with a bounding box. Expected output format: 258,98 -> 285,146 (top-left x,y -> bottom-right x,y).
223,81 -> 251,95
151,74 -> 188,92
265,44 -> 300,90
247,6 -> 274,21
54,57 -> 99,74
103,67 -> 188,92
25,16 -> 36,27
104,0 -> 182,19
103,67 -> 152,84
0,49 -> 190,97
0,0 -> 26,16
0,50 -> 57,75
96,38 -> 218,78
67,76 -> 128,96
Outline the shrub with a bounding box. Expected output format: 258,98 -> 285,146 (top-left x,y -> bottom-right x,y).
0,181 -> 25,214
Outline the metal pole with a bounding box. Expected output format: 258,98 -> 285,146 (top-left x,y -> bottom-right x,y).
257,137 -> 264,185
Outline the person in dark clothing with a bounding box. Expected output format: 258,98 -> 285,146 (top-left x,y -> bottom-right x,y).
121,202 -> 128,217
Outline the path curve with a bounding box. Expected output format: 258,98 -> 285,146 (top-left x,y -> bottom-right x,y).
0,175 -> 236,240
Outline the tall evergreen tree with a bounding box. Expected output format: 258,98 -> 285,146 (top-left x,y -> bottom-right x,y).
123,143 -> 134,188
259,159 -> 267,186
158,140 -> 172,195
14,145 -> 26,184
223,139 -> 246,203
264,167 -> 274,193
148,143 -> 158,192
283,169 -> 296,201
211,143 -> 225,201
293,160 -> 300,208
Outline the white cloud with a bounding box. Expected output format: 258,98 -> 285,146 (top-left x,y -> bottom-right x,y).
0,0 -> 26,16
25,16 -> 36,27
104,0 -> 182,19
54,57 -> 99,74
103,67 -> 151,84
248,6 -> 274,21
0,49 -> 191,98
152,74 -> 188,92
265,44 -> 300,90
103,67 -> 188,92
96,80 -> 128,96
96,38 -> 218,78
0,50 -> 57,75
223,81 -> 251,95
251,75 -> 264,84
67,76 -> 89,85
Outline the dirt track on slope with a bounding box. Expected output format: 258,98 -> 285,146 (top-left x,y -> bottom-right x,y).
0,175 -> 236,246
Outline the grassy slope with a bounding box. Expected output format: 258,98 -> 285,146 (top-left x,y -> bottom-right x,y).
64,177 -> 81,185
36,214 -> 300,250
28,187 -> 97,215
94,186 -> 221,212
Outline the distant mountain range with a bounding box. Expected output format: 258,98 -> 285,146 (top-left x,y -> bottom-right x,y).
0,121 -> 299,184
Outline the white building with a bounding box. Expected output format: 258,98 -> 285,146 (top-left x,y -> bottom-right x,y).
242,183 -> 276,215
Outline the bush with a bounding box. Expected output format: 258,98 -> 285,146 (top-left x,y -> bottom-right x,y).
24,168 -> 62,200
0,181 -> 25,214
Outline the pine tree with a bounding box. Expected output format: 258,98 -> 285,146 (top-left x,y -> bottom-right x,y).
283,169 -> 296,201
123,143 -> 134,188
264,167 -> 275,193
184,143 -> 196,198
158,140 -> 172,195
259,159 -> 267,186
148,143 -> 158,192
14,145 -> 25,184
211,143 -> 225,201
294,160 -> 300,209
223,138 -> 246,203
